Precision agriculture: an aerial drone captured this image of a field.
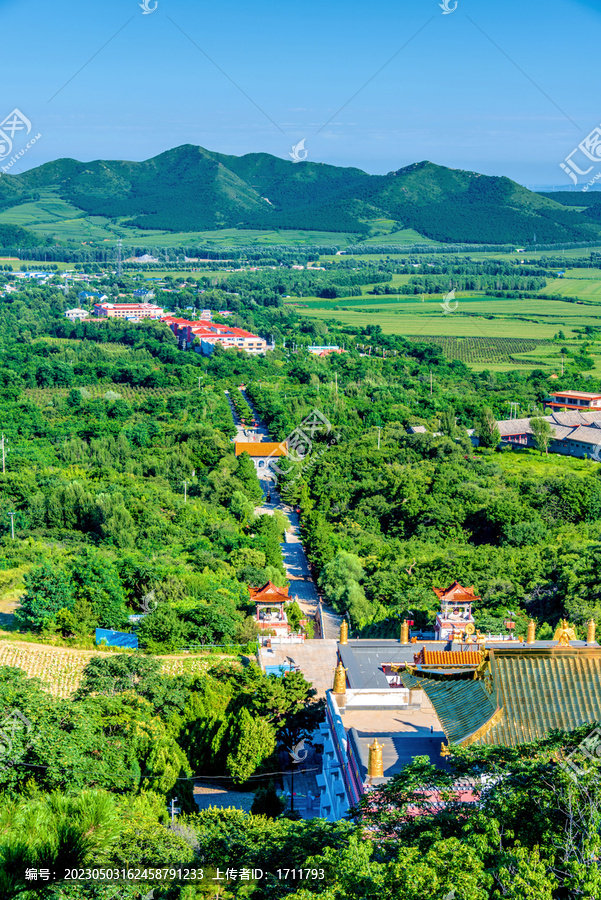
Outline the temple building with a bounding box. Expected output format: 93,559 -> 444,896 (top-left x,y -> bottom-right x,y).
401,620 -> 601,748
433,581 -> 478,641
250,581 -> 290,637
235,441 -> 287,475
316,592 -> 601,820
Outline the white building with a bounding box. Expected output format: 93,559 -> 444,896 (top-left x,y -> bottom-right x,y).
64,308 -> 89,321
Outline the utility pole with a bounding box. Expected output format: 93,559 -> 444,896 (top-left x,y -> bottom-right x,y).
1,435 -> 5,474
8,512 -> 14,540
430,371 -> 433,395
182,481 -> 188,503
377,426 -> 381,450
116,238 -> 122,279
169,796 -> 180,823
334,372 -> 338,397
198,376 -> 202,390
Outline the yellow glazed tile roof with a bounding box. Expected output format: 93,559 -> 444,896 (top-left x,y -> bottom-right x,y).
401,647 -> 601,747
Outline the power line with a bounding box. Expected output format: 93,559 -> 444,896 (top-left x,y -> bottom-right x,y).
10,758 -> 327,784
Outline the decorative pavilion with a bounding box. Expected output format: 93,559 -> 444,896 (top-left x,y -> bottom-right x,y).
433,581 -> 478,641
250,581 -> 290,636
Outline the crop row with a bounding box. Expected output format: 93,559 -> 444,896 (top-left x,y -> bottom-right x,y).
24,383 -> 187,404
406,335 -> 551,363
0,643 -> 92,698
0,643 -> 234,697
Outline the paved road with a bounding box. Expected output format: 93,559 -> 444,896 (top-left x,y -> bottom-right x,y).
258,478 -> 342,636
225,387 -> 270,443
229,389 -> 342,640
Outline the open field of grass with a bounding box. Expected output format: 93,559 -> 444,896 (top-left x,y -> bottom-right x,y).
537,275 -> 601,301
0,258 -> 75,271
299,306 -> 565,338
495,447 -> 599,478
292,276 -> 601,346
361,227 -> 436,245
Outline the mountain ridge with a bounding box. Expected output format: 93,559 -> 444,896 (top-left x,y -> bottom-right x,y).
0,145 -> 599,244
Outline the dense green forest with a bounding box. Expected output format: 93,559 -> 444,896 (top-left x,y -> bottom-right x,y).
2,666 -> 599,900
3,268 -> 601,897
2,145 -> 601,243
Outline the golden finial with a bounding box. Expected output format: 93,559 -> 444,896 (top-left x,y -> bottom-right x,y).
368,738 -> 384,778
400,620 -> 409,644
527,620 -> 536,644
554,619 -> 577,647
339,619 -> 348,645
588,619 -> 596,644
333,661 -> 347,694
440,742 -> 451,758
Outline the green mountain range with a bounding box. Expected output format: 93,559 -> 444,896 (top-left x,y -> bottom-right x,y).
1,144 -> 600,245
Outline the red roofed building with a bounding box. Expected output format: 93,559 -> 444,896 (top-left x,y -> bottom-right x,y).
433,581 -> 478,641
548,391 -> 601,411
161,316 -> 267,355
251,581 -> 290,636
94,302 -> 164,319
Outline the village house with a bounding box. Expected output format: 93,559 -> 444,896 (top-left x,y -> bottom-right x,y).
64,308 -> 89,321
497,407 -> 601,459
547,390 -> 601,411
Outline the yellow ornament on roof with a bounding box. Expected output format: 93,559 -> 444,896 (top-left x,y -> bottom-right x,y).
554,619 -> 577,647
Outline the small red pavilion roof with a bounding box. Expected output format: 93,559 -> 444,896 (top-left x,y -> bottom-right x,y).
249,581 -> 289,602
433,581 -> 479,603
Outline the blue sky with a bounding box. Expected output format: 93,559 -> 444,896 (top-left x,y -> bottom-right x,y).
1,0 -> 600,184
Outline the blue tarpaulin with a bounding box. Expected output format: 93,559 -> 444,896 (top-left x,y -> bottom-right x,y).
95,628 -> 138,649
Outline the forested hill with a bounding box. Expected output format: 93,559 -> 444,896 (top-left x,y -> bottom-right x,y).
2,144 -> 601,243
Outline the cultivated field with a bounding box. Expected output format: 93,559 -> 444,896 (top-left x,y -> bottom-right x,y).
288,264 -> 601,369
0,640 -> 227,699
23,383 -> 189,405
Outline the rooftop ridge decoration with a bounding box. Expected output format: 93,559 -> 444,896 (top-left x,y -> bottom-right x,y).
249,581 -> 289,601
433,581 -> 480,602
413,648 -> 484,667
554,619 -> 577,647
401,644 -> 601,748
